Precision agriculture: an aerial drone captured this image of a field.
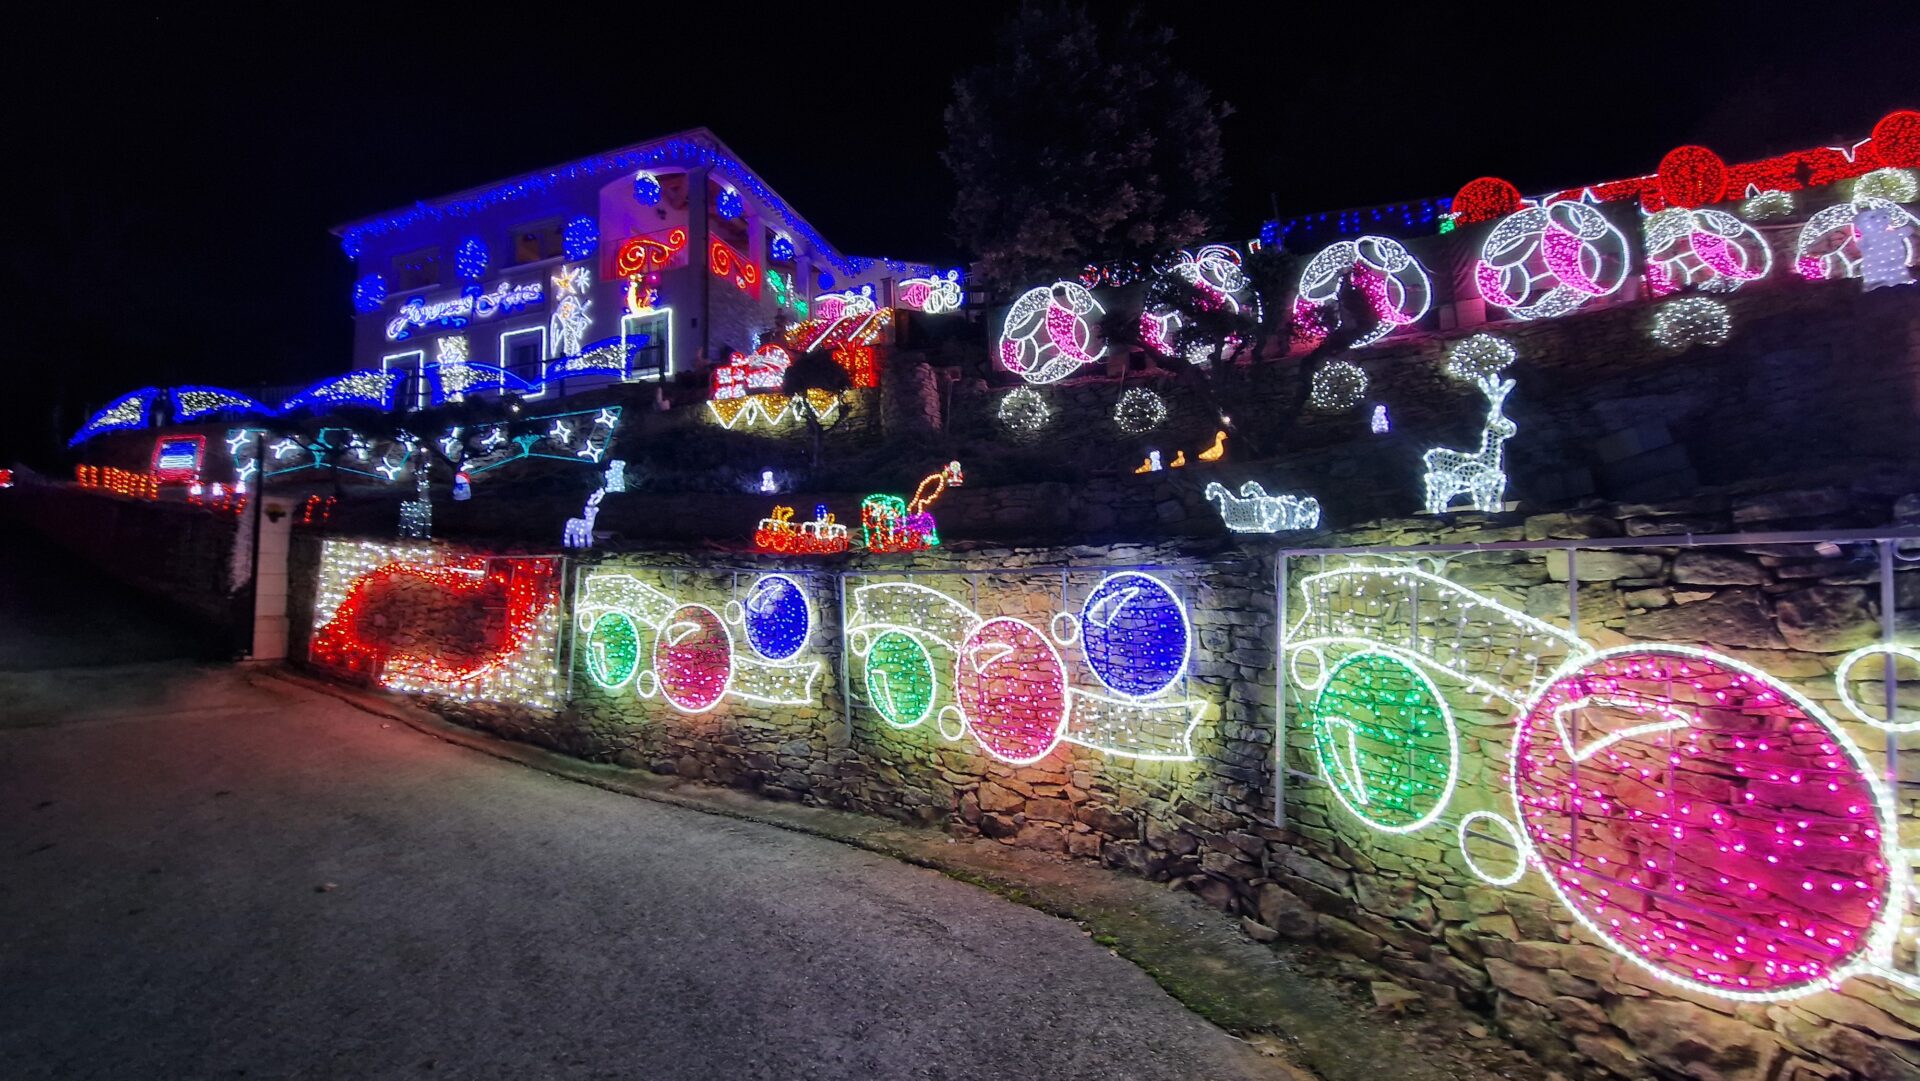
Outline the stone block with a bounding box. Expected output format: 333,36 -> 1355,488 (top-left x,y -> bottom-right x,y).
1774,586 -> 1879,652
1610,997 -> 1784,1081
1255,882 -> 1316,938
1544,549 -> 1663,582
1623,588 -> 1787,648
1484,958 -> 1554,1004
1673,550 -> 1767,585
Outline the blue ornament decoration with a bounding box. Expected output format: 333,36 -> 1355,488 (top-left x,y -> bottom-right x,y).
742,574 -> 810,662
716,187 -> 744,220
816,271 -> 835,291
633,172 -> 662,205
352,273 -> 387,313
770,234 -> 795,262
455,236 -> 489,282
563,216 -> 598,261
1079,572 -> 1190,699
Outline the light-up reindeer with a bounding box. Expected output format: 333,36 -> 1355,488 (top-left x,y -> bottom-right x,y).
1421,376 -> 1515,514
564,488 -> 604,548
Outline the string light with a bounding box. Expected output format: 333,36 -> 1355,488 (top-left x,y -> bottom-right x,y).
615,228 -> 688,277
1421,375 -> 1516,514
896,270 -> 963,314
1651,297 -> 1732,350
1643,208 -> 1773,295
997,387 -> 1052,435
741,574 -> 811,662
455,237 -> 489,282
1856,204 -> 1918,291
708,239 -> 759,295
769,233 -> 795,262
864,630 -> 936,728
784,291 -> 889,388
715,186 -> 744,220
861,463 -> 961,553
1308,651 -> 1459,834
1833,645 -> 1920,732
998,281 -> 1106,385
549,265 -> 594,357
352,274 -> 387,313
1112,387 -> 1168,434
1740,188 -> 1795,220
1794,195 -> 1919,281
632,171 -> 662,205
69,388 -> 158,446
1450,177 -> 1523,225
1078,573 -> 1190,699
1854,167 -> 1918,203
170,386 -> 272,421
1442,333 -> 1517,382
1475,203 -> 1629,320
563,216 -> 598,261
1370,404 -> 1389,434
282,369 -> 404,413
754,505 -> 850,554
1309,360 -> 1368,411
1656,145 -> 1728,208
1293,236 -> 1430,348
74,464 -> 158,499
1202,481 -> 1320,532
561,488 -> 604,548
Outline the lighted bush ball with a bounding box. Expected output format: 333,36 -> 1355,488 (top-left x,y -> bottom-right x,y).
1079,572 -> 1188,698
864,630 -> 936,729
742,574 -> 810,662
1513,646 -> 1895,998
955,618 -> 1068,764
1308,652 -> 1455,833
652,604 -> 733,713
584,610 -> 642,690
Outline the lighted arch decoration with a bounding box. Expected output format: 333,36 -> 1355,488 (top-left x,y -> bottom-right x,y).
1283,560 -> 1920,1002
69,387 -> 159,446
574,572 -> 823,713
170,386 -> 274,422
1292,236 -> 1431,348
1796,194 -> 1919,281
1475,202 -> 1630,320
847,577 -> 1207,763
997,281 -> 1107,385
1642,208 -> 1773,295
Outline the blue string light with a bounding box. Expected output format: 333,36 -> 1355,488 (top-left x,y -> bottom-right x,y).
1078,572 -> 1191,699
633,172 -> 662,206
770,234 -> 795,262
336,136 -> 930,279
352,273 -> 388,313
455,237 -> 489,282
715,187 -> 744,220
170,386 -> 275,422
741,574 -> 811,662
68,388 -> 159,446
563,216 -> 598,261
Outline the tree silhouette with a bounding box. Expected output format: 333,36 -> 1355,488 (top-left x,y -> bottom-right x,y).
780,349 -> 853,469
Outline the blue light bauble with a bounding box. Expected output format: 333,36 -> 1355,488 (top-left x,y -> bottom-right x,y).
742,574 -> 810,661
716,187 -> 744,220
455,236 -> 489,282
770,234 -> 795,262
1079,572 -> 1189,698
563,216 -> 598,261
633,172 -> 662,205
352,273 -> 387,313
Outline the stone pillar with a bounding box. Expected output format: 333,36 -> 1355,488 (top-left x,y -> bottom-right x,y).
248,494 -> 296,660
684,165 -> 711,371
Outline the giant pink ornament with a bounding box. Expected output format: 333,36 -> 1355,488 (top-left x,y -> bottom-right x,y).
955,618 -> 1068,764
653,603 -> 733,713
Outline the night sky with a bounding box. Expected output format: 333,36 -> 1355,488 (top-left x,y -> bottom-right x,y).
7,4 -> 1917,462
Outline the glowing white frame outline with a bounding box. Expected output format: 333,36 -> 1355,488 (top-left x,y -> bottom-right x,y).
621,306 -> 675,382
1457,810 -> 1527,887
1506,641 -> 1915,1003
1305,648 -> 1460,835
741,573 -> 811,663
1078,572 -> 1192,701
1834,644 -> 1920,732
498,326 -> 549,398
583,609 -> 642,692
380,349 -> 426,412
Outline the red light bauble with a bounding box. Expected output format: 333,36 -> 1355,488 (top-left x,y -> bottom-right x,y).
1450,177 -> 1522,225
1869,109 -> 1920,169
1657,146 -> 1728,209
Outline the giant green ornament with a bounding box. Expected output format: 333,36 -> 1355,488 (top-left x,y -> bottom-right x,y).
584,610 -> 642,691
1307,651 -> 1458,833
865,630 -> 936,729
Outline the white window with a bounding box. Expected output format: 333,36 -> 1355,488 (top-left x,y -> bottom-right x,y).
381,349 -> 426,411
622,308 -> 673,381
500,326 -> 548,397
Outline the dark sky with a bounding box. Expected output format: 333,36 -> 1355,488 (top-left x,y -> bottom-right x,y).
7,3 -> 1917,462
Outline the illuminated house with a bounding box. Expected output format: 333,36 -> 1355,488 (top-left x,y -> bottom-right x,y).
331,128 -> 936,408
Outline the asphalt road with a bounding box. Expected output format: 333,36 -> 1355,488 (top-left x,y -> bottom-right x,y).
0,532 -> 1275,1080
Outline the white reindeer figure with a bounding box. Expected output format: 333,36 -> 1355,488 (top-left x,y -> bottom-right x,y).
563,488 -> 605,548
1422,376 -> 1516,515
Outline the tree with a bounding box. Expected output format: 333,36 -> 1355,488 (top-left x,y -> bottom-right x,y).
781,349 -> 854,469
943,2 -> 1229,289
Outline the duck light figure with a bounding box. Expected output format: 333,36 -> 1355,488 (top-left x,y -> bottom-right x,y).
862,461 -> 963,553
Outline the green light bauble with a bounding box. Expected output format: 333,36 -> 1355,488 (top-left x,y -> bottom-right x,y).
865,630 -> 936,729
584,610 -> 642,691
1307,651 -> 1458,834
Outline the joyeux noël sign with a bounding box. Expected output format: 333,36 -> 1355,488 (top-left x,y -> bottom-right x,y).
386,280 -> 544,341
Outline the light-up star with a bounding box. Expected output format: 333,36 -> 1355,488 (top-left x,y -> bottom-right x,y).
594,408 -> 618,430
271,438 -> 301,459
480,427 -> 506,451
225,429 -> 255,456
548,421 -> 573,445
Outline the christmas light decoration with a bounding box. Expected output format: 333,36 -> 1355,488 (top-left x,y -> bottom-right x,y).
1308,651 -> 1459,833
765,269 -> 808,316
1293,236 -> 1431,348
310,541 -> 561,709
1141,246 -> 1258,363
740,574 -> 811,662
399,465 -> 432,539
603,459 -> 626,493
353,273 -> 387,313
281,368 -> 405,414
715,186 -> 744,220
861,462 -> 962,553
1656,145 -> 1729,208
549,265 -> 594,357
1853,167 -> 1918,203
1643,208 -> 1773,295
847,580 -> 1206,763
170,386 -> 272,421
896,270 -> 963,314
1134,451 -> 1163,473
385,280 -> 543,341
632,171 -> 662,205
563,216 -> 598,261
1833,644 -> 1920,733
706,390 -> 841,430
1651,297 -> 1732,350
997,281 -> 1106,385
69,388 -> 158,446
753,505 -> 850,554
299,494 -> 336,527
75,464 -> 158,499
584,610 -> 641,691
1112,387 -> 1169,434
455,236 -> 489,282
1476,203 -> 1630,320
1202,481 -> 1320,532
1421,376 -> 1516,514
1442,334 -> 1517,382
784,291 -> 890,389
1309,360 -> 1368,411
1197,430 -> 1226,462
150,435 -> 204,483
1795,195 -> 1919,281
996,387 -> 1052,435
709,239 -> 759,295
1450,177 -> 1523,225
1740,188 -> 1795,220
615,228 -> 689,277
562,489 -> 604,548
1856,205 -> 1918,291
1371,405 -> 1390,434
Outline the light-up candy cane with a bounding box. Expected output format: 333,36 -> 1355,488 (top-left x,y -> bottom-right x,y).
998,281 -> 1107,385
1291,236 -> 1431,348
1475,202 -> 1630,320
1285,561 -> 1918,1001
1642,207 -> 1773,295
849,573 -> 1209,764
575,572 -> 822,712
